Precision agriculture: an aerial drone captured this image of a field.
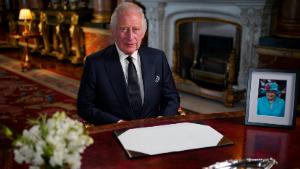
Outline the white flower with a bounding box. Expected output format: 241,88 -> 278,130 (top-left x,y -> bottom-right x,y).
32,153 -> 44,166
14,149 -> 25,164
65,153 -> 81,169
66,130 -> 78,141
50,149 -> 64,166
13,111 -> 94,168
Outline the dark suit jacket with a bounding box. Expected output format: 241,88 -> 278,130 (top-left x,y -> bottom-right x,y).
77,44 -> 180,125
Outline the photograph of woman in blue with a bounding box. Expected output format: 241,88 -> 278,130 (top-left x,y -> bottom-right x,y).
257,80 -> 286,117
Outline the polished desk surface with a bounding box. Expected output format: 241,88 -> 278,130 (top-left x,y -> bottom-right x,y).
82,114 -> 300,169
4,113 -> 300,169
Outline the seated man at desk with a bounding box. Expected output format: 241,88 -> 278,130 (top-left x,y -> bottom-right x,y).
77,2 -> 180,125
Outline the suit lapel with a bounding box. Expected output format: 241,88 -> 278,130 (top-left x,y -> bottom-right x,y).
139,48 -> 154,112
104,46 -> 135,119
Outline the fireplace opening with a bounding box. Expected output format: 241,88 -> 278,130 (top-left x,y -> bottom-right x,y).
174,17 -> 244,106
191,34 -> 234,90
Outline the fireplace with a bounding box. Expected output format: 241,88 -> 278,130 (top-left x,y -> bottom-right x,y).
137,0 -> 275,106
174,19 -> 243,106
175,18 -> 241,90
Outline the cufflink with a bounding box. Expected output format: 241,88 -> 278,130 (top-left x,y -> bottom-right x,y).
155,75 -> 160,83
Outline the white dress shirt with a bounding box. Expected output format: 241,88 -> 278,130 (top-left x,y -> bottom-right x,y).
116,44 -> 144,104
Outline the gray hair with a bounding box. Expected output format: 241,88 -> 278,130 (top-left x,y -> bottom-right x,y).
110,2 -> 147,34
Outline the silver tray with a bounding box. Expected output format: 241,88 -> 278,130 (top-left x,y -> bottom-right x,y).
203,158 -> 278,169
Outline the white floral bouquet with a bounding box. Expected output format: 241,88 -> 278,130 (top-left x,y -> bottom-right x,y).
11,112 -> 93,169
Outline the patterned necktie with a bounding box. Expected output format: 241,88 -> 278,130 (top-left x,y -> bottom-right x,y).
127,56 -> 142,115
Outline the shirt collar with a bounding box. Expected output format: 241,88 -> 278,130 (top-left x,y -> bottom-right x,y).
115,43 -> 138,61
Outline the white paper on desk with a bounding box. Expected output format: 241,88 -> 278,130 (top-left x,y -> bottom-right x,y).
117,122 -> 224,155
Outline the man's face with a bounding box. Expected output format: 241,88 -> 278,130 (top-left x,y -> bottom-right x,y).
113,10 -> 145,55
266,91 -> 276,101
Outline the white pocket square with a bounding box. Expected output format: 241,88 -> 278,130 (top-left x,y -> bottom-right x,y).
155,75 -> 160,83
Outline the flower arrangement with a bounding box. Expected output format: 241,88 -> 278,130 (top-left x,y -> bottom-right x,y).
6,112 -> 93,169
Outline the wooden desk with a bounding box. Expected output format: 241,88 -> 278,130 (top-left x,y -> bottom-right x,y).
4,114 -> 300,169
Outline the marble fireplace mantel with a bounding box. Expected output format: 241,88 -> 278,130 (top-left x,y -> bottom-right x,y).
136,0 -> 275,89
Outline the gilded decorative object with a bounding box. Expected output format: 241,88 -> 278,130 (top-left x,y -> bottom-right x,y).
12,8 -> 92,64
28,12 -> 40,52
39,12 -> 51,55
69,13 -> 85,64
53,12 -> 71,60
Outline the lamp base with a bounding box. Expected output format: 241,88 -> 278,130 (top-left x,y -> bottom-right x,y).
21,54 -> 31,72
21,61 -> 30,72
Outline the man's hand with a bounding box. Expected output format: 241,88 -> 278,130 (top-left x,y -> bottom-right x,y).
117,120 -> 126,123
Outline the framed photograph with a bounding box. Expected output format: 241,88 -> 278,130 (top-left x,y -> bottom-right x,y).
245,69 -> 298,128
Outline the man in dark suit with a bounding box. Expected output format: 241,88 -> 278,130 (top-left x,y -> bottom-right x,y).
77,2 -> 180,125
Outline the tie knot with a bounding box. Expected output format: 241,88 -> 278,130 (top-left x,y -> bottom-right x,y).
127,56 -> 133,63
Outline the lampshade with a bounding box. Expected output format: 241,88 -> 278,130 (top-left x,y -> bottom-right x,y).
19,8 -> 32,21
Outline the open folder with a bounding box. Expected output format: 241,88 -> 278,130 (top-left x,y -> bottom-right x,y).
114,122 -> 233,158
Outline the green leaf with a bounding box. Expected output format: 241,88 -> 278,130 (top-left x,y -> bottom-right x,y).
1,125 -> 13,140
